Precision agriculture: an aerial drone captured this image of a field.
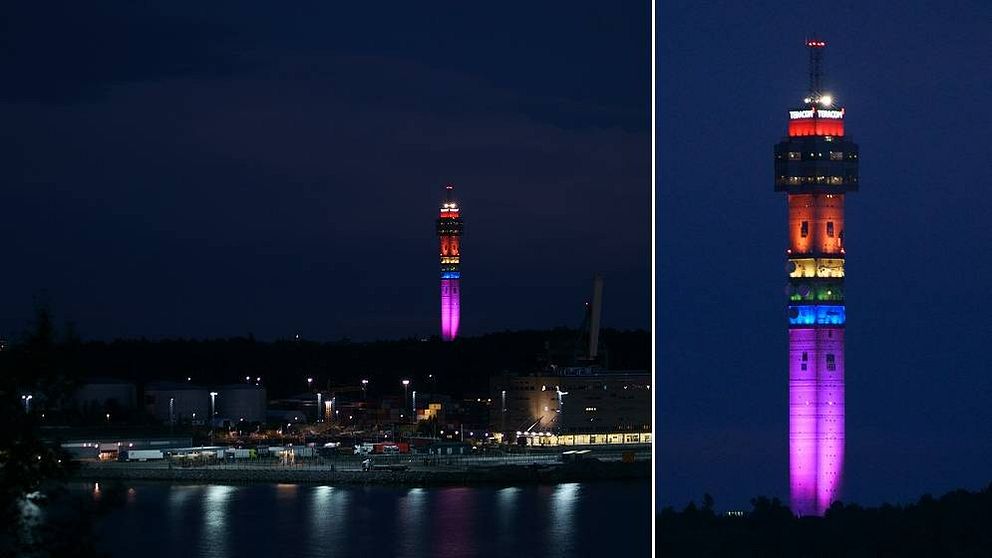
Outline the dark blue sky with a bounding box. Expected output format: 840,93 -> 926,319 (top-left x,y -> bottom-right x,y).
660,1 -> 992,510
1,3 -> 650,341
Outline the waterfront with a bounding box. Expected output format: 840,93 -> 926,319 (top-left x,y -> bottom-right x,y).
70,480 -> 650,557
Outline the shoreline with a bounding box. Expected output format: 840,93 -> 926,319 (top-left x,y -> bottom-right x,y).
70,459 -> 650,486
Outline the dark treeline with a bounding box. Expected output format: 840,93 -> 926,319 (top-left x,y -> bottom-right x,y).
14,327 -> 649,399
1,306 -> 106,556
658,485 -> 992,557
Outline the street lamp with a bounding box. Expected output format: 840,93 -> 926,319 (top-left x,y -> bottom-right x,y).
412,390 -> 417,422
307,377 -> 313,390
317,392 -> 323,422
402,380 -> 410,422
361,379 -> 368,401
210,392 -> 218,422
501,389 -> 507,436
21,394 -> 32,413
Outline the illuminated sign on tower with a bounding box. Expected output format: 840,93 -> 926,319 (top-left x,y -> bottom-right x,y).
775,38 -> 859,516
436,184 -> 463,341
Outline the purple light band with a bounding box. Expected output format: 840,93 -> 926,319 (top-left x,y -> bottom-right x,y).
440,278 -> 460,341
789,327 -> 844,516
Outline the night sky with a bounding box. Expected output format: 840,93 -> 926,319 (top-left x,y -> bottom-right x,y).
1,3 -> 650,341
660,2 -> 992,509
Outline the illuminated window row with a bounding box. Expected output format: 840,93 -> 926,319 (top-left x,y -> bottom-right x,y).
788,305 -> 845,326
788,258 -> 844,278
780,151 -> 852,161
788,282 -> 843,302
441,271 -> 461,279
776,176 -> 857,186
440,256 -> 460,264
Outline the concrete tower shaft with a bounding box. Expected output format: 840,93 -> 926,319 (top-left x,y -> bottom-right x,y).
788,194 -> 844,255
777,39 -> 857,517
436,184 -> 463,341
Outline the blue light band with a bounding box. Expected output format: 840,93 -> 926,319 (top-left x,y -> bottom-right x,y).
788,305 -> 845,325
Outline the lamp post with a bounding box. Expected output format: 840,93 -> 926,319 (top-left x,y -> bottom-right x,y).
402,380 -> 410,423
307,377 -> 313,391
412,390 -> 417,424
361,379 -> 368,401
21,394 -> 32,413
209,391 -> 218,430
501,389 -> 507,438
317,392 -> 323,423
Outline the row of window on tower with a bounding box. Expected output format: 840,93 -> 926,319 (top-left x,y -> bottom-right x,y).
800,221 -> 840,239
800,352 -> 837,371
782,151 -> 856,161
777,176 -> 856,186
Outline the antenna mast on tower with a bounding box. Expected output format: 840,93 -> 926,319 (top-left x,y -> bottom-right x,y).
806,37 -> 827,102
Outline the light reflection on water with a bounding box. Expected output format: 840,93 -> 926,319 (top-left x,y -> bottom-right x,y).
203,485 -> 235,557
433,487 -> 475,558
75,481 -> 647,558
549,483 -> 580,557
398,488 -> 427,558
495,487 -> 520,554
309,485 -> 350,552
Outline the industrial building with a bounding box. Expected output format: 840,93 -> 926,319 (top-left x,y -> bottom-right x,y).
489,275 -> 650,444
72,378 -> 137,412
144,382 -> 210,425
775,38 -> 857,517
490,367 -> 651,438
215,384 -> 267,424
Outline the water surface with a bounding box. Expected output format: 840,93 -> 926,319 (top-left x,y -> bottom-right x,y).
72,481 -> 649,557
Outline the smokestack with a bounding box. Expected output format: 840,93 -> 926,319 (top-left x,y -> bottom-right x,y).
588,274 -> 603,360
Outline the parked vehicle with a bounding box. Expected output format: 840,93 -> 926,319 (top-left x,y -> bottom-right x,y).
224,448 -> 257,459
362,458 -> 408,472
373,442 -> 410,454
354,443 -> 374,455
124,449 -> 164,461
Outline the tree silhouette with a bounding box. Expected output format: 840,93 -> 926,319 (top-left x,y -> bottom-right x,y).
0,303 -> 105,557
658,485 -> 992,557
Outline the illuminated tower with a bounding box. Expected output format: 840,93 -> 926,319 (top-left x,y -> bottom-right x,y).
775,39 -> 859,516
436,184 -> 463,341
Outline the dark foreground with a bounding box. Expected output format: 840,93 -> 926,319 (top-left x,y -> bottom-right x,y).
658,484 -> 992,557
70,480 -> 650,558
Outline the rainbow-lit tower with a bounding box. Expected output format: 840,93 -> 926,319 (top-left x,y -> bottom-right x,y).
775,38 -> 859,516
436,184 -> 463,341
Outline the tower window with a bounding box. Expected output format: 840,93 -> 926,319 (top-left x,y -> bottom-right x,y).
801,221 -> 809,238
826,354 -> 836,371
829,151 -> 844,161
787,151 -> 801,160
801,351 -> 808,362
826,222 -> 835,237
